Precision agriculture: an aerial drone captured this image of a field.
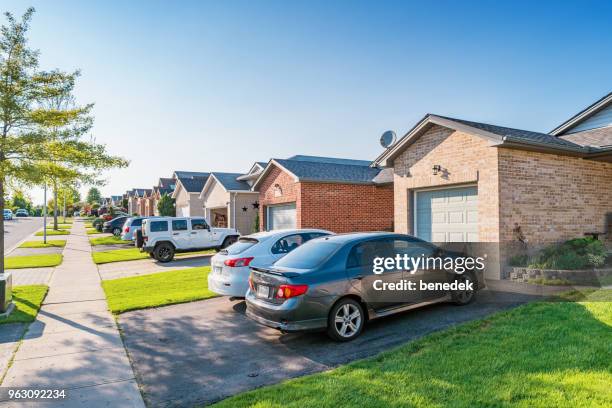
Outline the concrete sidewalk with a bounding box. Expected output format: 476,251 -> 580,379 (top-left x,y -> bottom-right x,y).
1,220 -> 145,407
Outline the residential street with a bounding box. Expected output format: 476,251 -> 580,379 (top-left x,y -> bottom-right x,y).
3,217 -> 43,253
120,289 -> 540,407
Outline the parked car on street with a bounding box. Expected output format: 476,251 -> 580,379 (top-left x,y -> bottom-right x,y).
102,216 -> 129,236
3,209 -> 13,220
209,229 -> 332,297
121,216 -> 147,241
15,209 -> 28,217
245,232 -> 484,341
138,217 -> 240,262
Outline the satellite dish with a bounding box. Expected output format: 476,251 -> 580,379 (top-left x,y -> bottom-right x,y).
380,130 -> 396,148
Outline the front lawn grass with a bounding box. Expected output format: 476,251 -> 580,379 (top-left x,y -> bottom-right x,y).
34,229 -> 70,236
0,285 -> 48,324
89,236 -> 129,246
6,254 -> 63,269
86,228 -> 103,235
92,248 -> 215,264
214,291 -> 612,408
102,266 -> 216,313
19,240 -> 66,248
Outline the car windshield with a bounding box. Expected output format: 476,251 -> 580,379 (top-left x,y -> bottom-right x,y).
225,238 -> 259,255
274,240 -> 341,269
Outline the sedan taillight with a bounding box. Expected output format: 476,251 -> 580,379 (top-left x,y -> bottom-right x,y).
248,275 -> 254,291
276,284 -> 308,299
224,257 -> 254,267
124,227 -> 130,233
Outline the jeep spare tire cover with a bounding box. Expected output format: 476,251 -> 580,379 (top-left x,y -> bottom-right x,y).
135,229 -> 144,248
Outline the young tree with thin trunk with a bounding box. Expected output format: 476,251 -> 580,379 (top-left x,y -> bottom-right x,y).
0,8 -> 128,275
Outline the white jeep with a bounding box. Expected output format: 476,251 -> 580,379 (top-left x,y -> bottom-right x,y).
137,217 -> 239,262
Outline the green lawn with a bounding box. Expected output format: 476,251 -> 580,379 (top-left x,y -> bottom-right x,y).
6,254 -> 63,269
34,229 -> 70,236
84,222 -> 93,228
92,248 -> 215,264
102,266 -> 216,313
19,240 -> 66,248
214,291 -> 612,408
86,228 -> 103,235
89,236 -> 130,246
0,285 -> 48,324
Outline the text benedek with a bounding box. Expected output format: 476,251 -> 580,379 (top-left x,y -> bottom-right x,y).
373,279 -> 474,291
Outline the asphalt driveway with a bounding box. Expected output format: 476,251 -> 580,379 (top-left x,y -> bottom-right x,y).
119,287 -> 539,407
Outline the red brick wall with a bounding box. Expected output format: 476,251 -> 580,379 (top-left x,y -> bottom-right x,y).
257,163 -> 394,233
258,164 -> 301,230
300,182 -> 394,233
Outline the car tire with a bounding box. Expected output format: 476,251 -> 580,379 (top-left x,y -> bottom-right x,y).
326,298 -> 365,342
112,227 -> 121,237
451,271 -> 476,305
154,243 -> 175,263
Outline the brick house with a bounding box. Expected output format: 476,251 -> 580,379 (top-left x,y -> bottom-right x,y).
252,155 -> 393,233
152,177 -> 176,216
171,171 -> 209,217
373,92 -> 612,279
199,162 -> 264,235
127,188 -> 146,215
136,189 -> 152,216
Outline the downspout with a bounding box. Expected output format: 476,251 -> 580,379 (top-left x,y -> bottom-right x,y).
232,192 -> 236,231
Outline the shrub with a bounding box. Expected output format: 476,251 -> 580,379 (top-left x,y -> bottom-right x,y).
528,237 -> 606,270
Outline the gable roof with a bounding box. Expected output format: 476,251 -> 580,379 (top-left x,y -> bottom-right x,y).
252,155 -> 387,190
373,114 -> 600,167
133,188 -> 147,197
550,92 -> 612,136
172,171 -> 210,195
200,172 -> 255,199
236,161 -> 267,181
158,177 -> 176,190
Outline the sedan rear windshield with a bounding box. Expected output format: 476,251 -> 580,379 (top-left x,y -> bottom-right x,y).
274,241 -> 341,269
225,238 -> 259,255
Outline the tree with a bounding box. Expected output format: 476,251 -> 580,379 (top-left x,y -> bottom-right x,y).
0,8 -> 128,276
86,187 -> 102,205
10,188 -> 32,212
157,193 -> 175,216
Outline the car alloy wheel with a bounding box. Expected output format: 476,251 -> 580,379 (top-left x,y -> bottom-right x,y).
452,273 -> 475,305
113,228 -> 121,237
328,299 -> 364,341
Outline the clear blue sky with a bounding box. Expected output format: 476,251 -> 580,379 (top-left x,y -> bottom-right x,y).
4,0 -> 612,204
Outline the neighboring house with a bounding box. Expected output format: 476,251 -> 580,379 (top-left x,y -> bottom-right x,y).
110,195 -> 123,208
172,171 -> 210,217
134,189 -> 151,216
126,189 -> 141,215
199,168 -> 262,235
373,92 -> 612,279
151,177 -> 176,215
252,155 -> 394,233
142,189 -> 155,216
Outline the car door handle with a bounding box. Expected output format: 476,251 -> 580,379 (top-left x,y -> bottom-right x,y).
190,232 -> 197,234
172,232 -> 179,236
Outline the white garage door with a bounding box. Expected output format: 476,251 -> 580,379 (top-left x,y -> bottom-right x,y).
267,203 -> 296,230
415,186 -> 478,242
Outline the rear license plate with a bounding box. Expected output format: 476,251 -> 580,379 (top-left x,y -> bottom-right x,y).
213,266 -> 223,275
256,284 -> 270,298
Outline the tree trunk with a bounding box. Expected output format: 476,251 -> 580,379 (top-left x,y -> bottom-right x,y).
53,180 -> 58,230
0,176 -> 4,276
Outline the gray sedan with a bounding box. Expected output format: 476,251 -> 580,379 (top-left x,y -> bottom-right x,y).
246,232 -> 484,341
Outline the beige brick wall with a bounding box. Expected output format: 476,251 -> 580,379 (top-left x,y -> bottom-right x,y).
497,148 -> 612,243
392,125 -> 500,242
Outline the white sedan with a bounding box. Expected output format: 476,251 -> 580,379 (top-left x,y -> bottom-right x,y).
208,229 -> 332,297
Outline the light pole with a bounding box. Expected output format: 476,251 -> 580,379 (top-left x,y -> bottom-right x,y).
43,184 -> 47,244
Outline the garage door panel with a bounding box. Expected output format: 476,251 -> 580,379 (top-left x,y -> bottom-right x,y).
267,203 -> 296,230
415,186 -> 478,243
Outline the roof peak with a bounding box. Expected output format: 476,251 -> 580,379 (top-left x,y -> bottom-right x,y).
285,155 -> 371,167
